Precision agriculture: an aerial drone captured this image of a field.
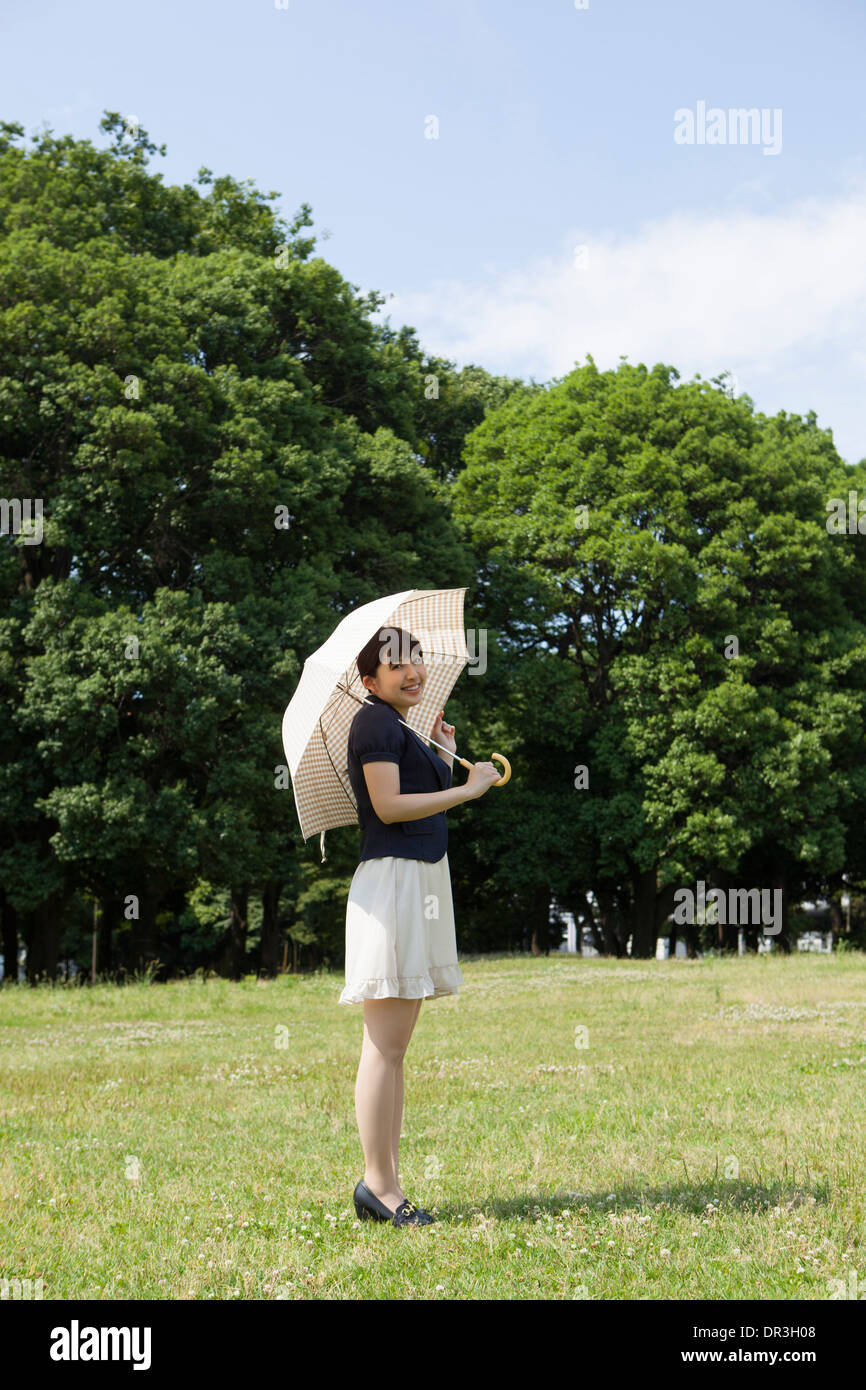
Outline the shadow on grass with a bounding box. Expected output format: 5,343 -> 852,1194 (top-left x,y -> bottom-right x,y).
429,1176 -> 832,1222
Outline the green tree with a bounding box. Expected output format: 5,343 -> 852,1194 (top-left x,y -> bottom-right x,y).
1,112 -> 489,977
452,357 -> 866,956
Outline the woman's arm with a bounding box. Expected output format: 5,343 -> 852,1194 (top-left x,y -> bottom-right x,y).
362,761 -> 474,823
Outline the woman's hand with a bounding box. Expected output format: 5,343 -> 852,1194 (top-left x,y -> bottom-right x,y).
464,761 -> 501,799
430,709 -> 457,755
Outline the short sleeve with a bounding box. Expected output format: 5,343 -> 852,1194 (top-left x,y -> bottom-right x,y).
351,707 -> 404,766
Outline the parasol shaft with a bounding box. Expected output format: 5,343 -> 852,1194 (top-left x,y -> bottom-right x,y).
394,718 -> 473,772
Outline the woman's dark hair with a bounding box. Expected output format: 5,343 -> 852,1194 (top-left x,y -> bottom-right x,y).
356,626 -> 424,687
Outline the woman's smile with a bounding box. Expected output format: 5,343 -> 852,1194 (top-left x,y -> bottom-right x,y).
383,665 -> 426,711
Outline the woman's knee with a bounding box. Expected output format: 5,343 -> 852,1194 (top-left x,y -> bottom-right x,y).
362,997 -> 418,1061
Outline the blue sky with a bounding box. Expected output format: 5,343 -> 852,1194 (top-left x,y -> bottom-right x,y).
4,0 -> 865,463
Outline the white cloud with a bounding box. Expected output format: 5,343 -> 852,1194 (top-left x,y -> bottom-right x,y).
375,187 -> 866,463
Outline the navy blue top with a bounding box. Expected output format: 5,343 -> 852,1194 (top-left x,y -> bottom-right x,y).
347,693 -> 453,863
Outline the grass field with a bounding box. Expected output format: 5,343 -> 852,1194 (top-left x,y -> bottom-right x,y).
1,952 -> 864,1301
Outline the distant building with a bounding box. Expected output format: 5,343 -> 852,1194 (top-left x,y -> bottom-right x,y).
551,901 -> 600,957
0,948 -> 26,982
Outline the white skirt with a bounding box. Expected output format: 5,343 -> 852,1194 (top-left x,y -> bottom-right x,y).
338,853 -> 463,1004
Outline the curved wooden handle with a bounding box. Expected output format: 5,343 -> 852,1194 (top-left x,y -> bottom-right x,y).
491,753 -> 511,786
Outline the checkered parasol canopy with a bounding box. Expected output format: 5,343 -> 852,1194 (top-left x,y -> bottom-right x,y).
281,588 -> 470,858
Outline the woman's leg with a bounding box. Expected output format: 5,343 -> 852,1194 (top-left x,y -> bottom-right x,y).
392,998 -> 423,1188
355,996 -> 421,1211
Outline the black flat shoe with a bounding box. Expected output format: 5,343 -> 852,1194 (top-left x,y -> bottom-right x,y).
353,1180 -> 435,1227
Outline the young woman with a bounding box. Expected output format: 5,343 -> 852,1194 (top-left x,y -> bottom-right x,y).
340,625 -> 500,1228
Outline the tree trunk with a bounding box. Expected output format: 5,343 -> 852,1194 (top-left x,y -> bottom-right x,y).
771,859 -> 790,953
596,886 -> 625,956
1,888 -> 19,984
655,881 -> 678,955
828,896 -> 843,949
130,893 -> 160,973
710,869 -> 739,952
91,900 -> 98,984
98,896 -> 118,974
25,895 -> 61,983
229,886 -> 249,980
629,864 -> 657,959
259,880 -> 283,978
529,888 -> 552,956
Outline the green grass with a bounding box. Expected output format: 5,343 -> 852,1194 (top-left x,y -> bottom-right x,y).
1,952 -> 864,1300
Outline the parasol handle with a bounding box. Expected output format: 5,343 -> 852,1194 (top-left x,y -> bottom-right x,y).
455,752 -> 511,787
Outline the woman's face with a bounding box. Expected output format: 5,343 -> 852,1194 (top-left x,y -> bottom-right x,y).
364,647 -> 427,712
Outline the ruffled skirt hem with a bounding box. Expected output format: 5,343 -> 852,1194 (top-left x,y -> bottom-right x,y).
338,963 -> 463,1005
